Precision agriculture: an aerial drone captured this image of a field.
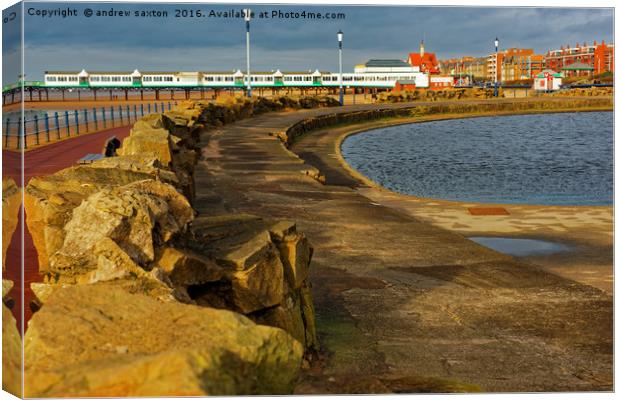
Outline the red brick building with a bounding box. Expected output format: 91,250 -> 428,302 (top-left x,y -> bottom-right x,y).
545,40 -> 614,76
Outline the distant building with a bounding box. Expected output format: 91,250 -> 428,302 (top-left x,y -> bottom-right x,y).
534,69 -> 562,91
354,59 -> 420,74
501,53 -> 544,82
429,75 -> 454,89
439,56 -> 487,83
545,41 -> 614,76
487,48 -> 544,82
407,41 -> 440,74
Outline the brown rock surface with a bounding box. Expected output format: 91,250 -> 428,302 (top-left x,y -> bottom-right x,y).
118,127 -> 174,165
3,283 -> 22,397
48,180 -> 193,281
24,165 -> 169,273
24,284 -> 303,397
2,178 -> 20,270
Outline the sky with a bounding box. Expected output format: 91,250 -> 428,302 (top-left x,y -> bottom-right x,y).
2,1 -> 615,83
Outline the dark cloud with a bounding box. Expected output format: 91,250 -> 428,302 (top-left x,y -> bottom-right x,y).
4,2 -> 613,81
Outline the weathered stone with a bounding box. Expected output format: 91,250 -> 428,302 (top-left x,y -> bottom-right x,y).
299,281 -> 319,351
49,180 -> 193,280
3,301 -> 22,397
153,246 -> 223,286
274,232 -> 312,289
24,166 -> 165,273
90,154 -> 180,186
132,113 -> 167,130
24,285 -> 303,397
2,178 -> 20,270
229,243 -> 286,314
2,279 -> 13,299
251,291 -> 306,347
118,127 -> 173,165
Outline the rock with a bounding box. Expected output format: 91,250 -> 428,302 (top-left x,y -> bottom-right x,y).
189,217 -> 286,314
228,241 -> 285,314
48,180 -> 193,281
24,284 -> 303,397
25,165 -> 166,273
250,290 -> 306,347
184,214 -> 317,351
299,281 -> 319,351
3,301 -> 22,397
132,113 -> 167,130
90,155 -> 179,186
118,127 -> 174,165
153,246 -> 223,286
2,178 -> 20,270
273,232 -> 312,289
2,279 -> 13,299
31,282 -> 63,303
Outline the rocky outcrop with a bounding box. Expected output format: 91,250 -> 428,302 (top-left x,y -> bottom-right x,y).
24,284 -> 303,397
47,180 -> 193,284
23,99 -> 320,395
118,126 -> 175,165
172,214 -> 318,350
24,165 -> 180,274
2,279 -> 22,397
2,178 -> 20,270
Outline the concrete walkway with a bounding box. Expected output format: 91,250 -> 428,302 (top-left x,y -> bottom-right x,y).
194,101 -> 612,393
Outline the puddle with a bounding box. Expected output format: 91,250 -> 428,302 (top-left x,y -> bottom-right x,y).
468,236 -> 572,257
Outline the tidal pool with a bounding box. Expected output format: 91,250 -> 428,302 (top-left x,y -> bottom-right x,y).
341,112 -> 613,206
468,236 -> 571,257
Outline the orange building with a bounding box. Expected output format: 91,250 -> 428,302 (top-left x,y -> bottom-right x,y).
487,48 -> 544,82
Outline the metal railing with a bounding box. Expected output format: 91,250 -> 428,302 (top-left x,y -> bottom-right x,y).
3,101 -> 178,150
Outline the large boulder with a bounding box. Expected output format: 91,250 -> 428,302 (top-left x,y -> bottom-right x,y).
24,166 -> 170,273
89,154 -> 179,185
24,284 -> 303,397
3,280 -> 22,397
2,178 -> 20,270
187,215 -> 287,314
48,180 -> 193,283
179,214 -> 318,351
118,127 -> 174,165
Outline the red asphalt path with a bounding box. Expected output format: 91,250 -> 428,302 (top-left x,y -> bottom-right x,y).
2,125 -> 131,330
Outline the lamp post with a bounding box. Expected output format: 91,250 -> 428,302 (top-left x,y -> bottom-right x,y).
494,37 -> 499,97
337,30 -> 344,106
244,9 -> 252,98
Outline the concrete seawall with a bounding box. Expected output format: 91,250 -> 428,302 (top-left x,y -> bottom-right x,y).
195,97 -> 613,393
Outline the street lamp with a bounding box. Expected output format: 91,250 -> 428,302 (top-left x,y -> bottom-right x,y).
337,30 -> 344,106
244,9 -> 252,98
494,37 -> 499,97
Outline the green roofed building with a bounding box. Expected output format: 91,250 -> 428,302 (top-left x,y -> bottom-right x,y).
561,62 -> 594,77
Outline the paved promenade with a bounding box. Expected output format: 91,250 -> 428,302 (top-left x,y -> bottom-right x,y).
194,100 -> 612,393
